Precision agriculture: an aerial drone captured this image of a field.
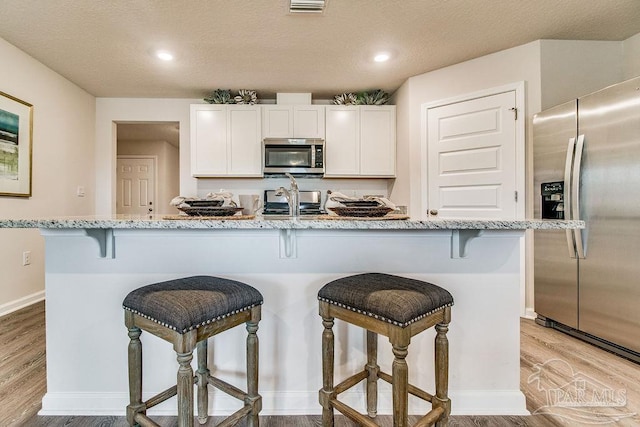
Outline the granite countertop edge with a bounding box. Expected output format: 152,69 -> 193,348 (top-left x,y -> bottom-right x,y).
0,216 -> 585,230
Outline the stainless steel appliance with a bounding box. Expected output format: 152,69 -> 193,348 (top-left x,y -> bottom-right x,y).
263,138 -> 325,176
262,190 -> 323,215
533,76 -> 640,361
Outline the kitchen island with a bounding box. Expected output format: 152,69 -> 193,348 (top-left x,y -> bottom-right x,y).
0,216 -> 582,417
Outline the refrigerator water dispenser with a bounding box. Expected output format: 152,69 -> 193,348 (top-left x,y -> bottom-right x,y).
541,181 -> 564,220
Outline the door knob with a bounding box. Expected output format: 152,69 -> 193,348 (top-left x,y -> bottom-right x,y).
429,209 -> 438,216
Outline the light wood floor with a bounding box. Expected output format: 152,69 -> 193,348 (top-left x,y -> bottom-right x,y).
1,302 -> 639,426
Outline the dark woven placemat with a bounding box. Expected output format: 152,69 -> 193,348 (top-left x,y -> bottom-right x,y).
162,215 -> 256,220
316,214 -> 409,221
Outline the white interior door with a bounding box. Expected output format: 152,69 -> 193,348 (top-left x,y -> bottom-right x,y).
116,156 -> 156,215
427,91 -> 518,218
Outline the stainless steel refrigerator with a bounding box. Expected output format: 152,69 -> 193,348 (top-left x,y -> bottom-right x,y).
533,76 -> 640,361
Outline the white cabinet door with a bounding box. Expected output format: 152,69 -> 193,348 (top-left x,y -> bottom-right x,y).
325,106 -> 396,177
262,105 -> 293,138
294,106 -> 325,138
228,105 -> 262,176
190,104 -> 261,177
262,105 -> 325,138
191,104 -> 227,176
360,106 -> 396,176
325,106 -> 360,176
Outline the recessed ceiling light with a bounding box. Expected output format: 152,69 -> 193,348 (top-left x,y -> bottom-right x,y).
156,50 -> 174,61
374,53 -> 390,63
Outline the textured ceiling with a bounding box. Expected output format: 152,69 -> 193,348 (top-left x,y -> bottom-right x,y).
1,0 -> 640,100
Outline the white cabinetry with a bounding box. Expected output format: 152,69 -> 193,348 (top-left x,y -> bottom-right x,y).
190,104 -> 262,177
325,105 -> 396,177
262,105 -> 325,138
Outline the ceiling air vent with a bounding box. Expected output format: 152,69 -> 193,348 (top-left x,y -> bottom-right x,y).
290,0 -> 326,13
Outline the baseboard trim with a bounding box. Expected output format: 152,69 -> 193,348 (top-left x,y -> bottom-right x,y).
39,389 -> 528,416
0,290 -> 45,317
523,307 -> 537,320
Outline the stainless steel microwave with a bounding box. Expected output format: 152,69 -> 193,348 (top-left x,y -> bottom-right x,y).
263,138 -> 325,176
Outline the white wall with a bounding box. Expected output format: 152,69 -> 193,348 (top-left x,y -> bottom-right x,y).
117,139 -> 179,215
388,82 -> 411,209
0,37 -> 95,314
623,32 -> 640,79
540,40 -> 623,110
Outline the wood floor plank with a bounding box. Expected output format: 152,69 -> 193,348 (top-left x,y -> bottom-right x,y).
4,302 -> 640,426
0,301 -> 47,427
520,319 -> 640,427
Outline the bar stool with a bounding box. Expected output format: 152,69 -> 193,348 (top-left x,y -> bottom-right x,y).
317,273 -> 454,427
122,275 -> 263,427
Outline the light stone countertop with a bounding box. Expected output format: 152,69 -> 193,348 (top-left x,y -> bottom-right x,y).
0,214 -> 584,230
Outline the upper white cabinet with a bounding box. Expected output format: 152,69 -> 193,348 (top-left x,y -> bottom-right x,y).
190,104 -> 262,177
262,105 -> 325,138
325,105 -> 396,177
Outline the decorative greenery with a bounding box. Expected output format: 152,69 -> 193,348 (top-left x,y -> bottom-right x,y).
356,89 -> 390,105
332,92 -> 358,105
204,89 -> 234,104
234,89 -> 258,105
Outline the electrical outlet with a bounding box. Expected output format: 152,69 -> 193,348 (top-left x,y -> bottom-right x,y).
23,250 -> 31,266
77,186 -> 86,197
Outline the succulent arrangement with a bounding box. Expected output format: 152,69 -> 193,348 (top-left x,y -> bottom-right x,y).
234,89 -> 258,105
332,92 -> 358,105
204,89 -> 234,104
203,88 -> 389,105
332,89 -> 390,105
203,89 -> 258,104
356,89 -> 390,105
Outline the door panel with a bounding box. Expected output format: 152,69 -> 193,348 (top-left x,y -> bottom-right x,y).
577,77 -> 640,352
360,106 -> 395,176
117,157 -> 155,215
228,106 -> 261,175
193,107 -> 227,175
427,91 -> 517,217
533,101 -> 578,328
325,107 -> 359,176
534,230 -> 578,327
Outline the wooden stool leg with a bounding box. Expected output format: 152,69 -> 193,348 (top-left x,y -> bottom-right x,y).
392,342 -> 409,427
246,317 -> 261,427
433,320 -> 451,427
125,323 -> 145,426
319,306 -> 335,427
196,340 -> 209,425
366,330 -> 379,418
176,330 -> 197,427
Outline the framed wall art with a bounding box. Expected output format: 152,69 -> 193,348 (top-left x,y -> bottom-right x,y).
0,91 -> 33,197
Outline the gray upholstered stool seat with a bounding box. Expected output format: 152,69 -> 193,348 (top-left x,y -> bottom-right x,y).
123,275 -> 263,427
318,273 -> 454,427
123,275 -> 264,333
318,273 -> 453,327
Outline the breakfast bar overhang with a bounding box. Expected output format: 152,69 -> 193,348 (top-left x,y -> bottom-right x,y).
1,216 -> 582,417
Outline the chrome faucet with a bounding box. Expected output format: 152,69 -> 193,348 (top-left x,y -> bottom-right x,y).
275,173 -> 300,217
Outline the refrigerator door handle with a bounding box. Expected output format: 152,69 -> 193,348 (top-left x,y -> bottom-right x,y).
572,134 -> 586,258
564,137 -> 577,258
